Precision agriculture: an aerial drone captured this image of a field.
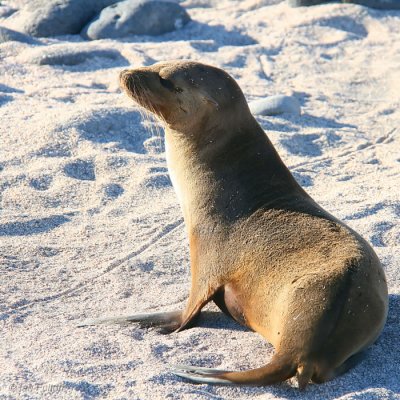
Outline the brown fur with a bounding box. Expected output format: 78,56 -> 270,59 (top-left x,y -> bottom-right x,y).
118,61 -> 388,388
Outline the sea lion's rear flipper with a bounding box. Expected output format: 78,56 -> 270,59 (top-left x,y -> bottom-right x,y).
77,310 -> 182,332
171,354 -> 297,386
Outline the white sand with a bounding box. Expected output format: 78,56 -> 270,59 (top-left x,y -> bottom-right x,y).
1,0 -> 399,399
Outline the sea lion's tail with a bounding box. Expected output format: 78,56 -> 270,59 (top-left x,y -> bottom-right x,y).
172,353 -> 301,387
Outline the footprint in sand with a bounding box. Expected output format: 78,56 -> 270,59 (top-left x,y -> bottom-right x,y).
37,246 -> 60,257
103,183 -> 124,200
317,16 -> 368,40
62,381 -> 105,397
135,260 -> 154,272
151,343 -> 173,360
142,173 -> 172,189
370,222 -> 396,247
131,330 -> 145,341
280,133 -> 322,157
345,203 -> 385,221
29,175 -> 53,191
19,45 -> 129,70
106,156 -> 129,168
84,340 -> 119,358
66,108 -> 152,154
0,215 -> 71,236
63,160 -> 95,181
148,166 -> 168,174
34,143 -> 72,158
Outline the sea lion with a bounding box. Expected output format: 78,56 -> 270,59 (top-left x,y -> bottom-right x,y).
79,61 -> 388,389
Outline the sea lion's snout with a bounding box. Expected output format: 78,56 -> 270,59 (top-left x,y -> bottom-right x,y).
119,69 -> 133,89
119,69 -> 129,80
119,69 -> 145,102
119,68 -> 152,93
119,69 -> 129,77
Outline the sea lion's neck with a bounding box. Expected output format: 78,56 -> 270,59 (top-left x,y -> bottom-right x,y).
164,116 -> 306,227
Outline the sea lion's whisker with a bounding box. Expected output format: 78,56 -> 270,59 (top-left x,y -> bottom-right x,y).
132,77 -> 158,140
139,86 -> 166,152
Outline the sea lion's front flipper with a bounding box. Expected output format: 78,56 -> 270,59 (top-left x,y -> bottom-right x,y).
77,283 -> 221,332
174,280 -> 222,332
77,310 -> 182,332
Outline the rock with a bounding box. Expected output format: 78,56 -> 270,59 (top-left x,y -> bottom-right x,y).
19,44 -> 126,67
249,95 -> 301,116
0,26 -> 40,44
82,0 -> 191,40
342,0 -> 400,9
6,0 -> 120,37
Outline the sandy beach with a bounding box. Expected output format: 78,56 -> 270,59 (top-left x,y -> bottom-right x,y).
1,0 -> 399,398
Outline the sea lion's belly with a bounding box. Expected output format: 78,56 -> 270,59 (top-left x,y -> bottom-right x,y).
213,278 -> 280,337
213,284 -> 249,327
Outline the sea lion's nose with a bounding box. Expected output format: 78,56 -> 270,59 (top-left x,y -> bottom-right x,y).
119,69 -> 130,80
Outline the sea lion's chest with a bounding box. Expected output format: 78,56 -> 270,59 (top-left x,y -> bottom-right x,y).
165,138 -> 185,207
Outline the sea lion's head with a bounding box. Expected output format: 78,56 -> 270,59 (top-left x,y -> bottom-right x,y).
120,61 -> 250,133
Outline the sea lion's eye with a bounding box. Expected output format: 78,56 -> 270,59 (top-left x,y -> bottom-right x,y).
159,76 -> 175,92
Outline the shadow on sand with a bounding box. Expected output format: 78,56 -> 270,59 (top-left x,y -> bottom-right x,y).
0,213 -> 75,236
119,21 -> 257,52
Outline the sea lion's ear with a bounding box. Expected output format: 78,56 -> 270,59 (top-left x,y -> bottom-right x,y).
202,93 -> 219,110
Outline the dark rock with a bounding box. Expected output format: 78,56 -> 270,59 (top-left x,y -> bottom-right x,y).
0,26 -> 40,44
82,0 -> 191,40
7,0 -> 120,37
